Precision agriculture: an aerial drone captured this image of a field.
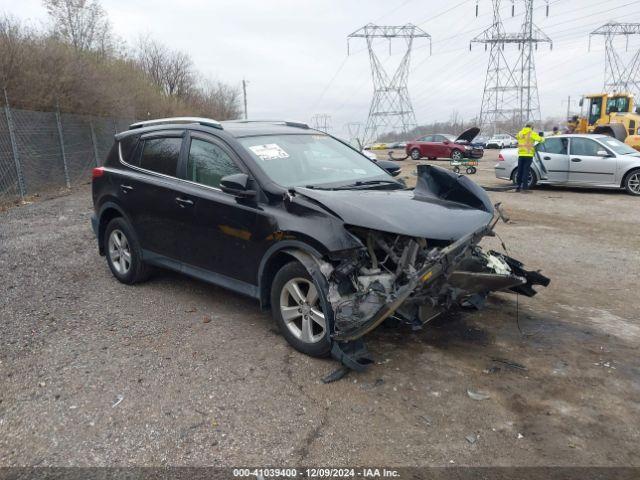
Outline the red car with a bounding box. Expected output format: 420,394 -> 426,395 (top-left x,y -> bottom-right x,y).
405,127 -> 483,161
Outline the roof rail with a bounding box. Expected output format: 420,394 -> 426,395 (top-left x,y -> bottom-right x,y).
129,117 -> 223,130
225,119 -> 309,129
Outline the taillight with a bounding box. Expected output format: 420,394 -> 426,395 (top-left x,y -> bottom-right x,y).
497,153 -> 504,161
92,167 -> 105,179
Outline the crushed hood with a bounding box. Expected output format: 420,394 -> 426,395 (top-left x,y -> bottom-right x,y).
455,126 -> 480,143
293,166 -> 494,242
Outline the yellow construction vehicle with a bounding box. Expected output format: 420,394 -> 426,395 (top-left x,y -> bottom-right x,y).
567,93 -> 640,150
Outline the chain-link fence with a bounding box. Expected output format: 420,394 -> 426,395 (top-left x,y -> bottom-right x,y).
0,101 -> 134,204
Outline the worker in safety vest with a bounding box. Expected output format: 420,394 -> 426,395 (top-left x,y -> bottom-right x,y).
515,122 -> 545,192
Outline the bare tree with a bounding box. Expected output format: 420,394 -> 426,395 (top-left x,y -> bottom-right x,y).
190,80 -> 241,120
42,0 -> 112,53
136,37 -> 194,98
0,15 -> 28,89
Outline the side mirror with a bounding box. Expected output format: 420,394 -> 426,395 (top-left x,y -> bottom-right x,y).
376,159 -> 401,177
596,150 -> 610,157
220,173 -> 256,198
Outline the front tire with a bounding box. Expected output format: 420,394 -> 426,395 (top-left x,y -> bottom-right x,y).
410,148 -> 422,160
104,217 -> 150,284
451,149 -> 464,161
623,169 -> 640,196
271,261 -> 331,357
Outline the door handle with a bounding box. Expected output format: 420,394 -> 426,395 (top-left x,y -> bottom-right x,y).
571,158 -> 582,162
543,156 -> 551,160
120,184 -> 133,193
175,197 -> 194,207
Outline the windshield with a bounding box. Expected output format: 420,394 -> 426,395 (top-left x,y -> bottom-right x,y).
238,134 -> 392,188
443,134 -> 457,142
598,137 -> 639,155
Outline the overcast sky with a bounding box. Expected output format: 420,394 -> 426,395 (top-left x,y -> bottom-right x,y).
4,0 -> 640,137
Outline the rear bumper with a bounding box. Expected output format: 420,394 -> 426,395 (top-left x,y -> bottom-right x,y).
494,165 -> 510,180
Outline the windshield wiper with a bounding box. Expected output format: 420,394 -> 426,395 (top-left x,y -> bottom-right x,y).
332,180 -> 401,190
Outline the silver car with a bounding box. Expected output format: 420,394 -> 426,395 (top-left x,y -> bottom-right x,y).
494,134 -> 640,196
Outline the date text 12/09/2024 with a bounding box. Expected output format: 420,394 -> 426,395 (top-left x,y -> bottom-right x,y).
232,468 -> 401,478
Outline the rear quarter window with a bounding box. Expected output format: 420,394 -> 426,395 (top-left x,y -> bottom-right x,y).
119,134 -> 140,164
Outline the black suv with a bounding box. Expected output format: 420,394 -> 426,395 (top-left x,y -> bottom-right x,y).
92,118 -> 548,363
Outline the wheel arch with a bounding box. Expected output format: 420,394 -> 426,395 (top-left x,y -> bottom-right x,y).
96,201 -> 132,255
621,166 -> 640,188
257,241 -> 325,309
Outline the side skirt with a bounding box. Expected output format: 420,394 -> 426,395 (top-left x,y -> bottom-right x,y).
142,249 -> 260,299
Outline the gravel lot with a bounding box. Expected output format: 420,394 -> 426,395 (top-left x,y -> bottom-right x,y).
1,150 -> 639,467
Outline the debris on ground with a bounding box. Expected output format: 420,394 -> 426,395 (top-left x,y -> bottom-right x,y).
112,394 -> 124,408
419,415 -> 432,426
466,434 -> 478,444
322,366 -> 350,384
467,389 -> 491,401
202,316 -> 212,324
517,433 -> 524,439
594,361 -> 615,369
491,357 -> 528,371
483,366 -> 501,374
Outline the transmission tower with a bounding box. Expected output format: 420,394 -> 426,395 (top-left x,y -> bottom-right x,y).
311,113 -> 332,132
590,22 -> 640,97
345,121 -> 364,147
471,1 -> 551,134
348,24 -> 431,144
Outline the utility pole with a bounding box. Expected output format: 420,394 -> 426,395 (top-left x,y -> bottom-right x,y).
348,24 -> 431,144
590,22 -> 640,98
242,79 -> 248,120
471,1 -> 551,134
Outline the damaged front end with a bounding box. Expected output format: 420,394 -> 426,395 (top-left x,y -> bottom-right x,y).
319,165 -> 550,344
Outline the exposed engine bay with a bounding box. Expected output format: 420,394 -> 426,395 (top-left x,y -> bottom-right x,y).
323,225 -> 548,342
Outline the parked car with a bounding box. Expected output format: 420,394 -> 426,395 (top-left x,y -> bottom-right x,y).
494,134 -> 640,195
369,143 -> 388,150
405,127 -> 484,161
471,136 -> 488,148
91,117 -> 548,364
361,149 -> 401,177
386,141 -> 407,149
486,133 -> 517,149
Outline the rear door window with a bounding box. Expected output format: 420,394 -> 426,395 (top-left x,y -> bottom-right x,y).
538,137 -> 568,154
140,137 -> 182,176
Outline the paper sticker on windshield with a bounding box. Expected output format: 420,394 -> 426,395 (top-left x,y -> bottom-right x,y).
248,143 -> 290,161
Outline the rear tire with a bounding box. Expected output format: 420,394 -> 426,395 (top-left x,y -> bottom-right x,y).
511,167 -> 538,189
410,148 -> 422,160
104,217 -> 151,284
623,168 -> 640,196
271,261 -> 332,357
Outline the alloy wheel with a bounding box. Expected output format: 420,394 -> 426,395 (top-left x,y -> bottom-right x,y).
451,150 -> 463,160
108,229 -> 132,275
279,278 -> 326,344
628,172 -> 640,194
